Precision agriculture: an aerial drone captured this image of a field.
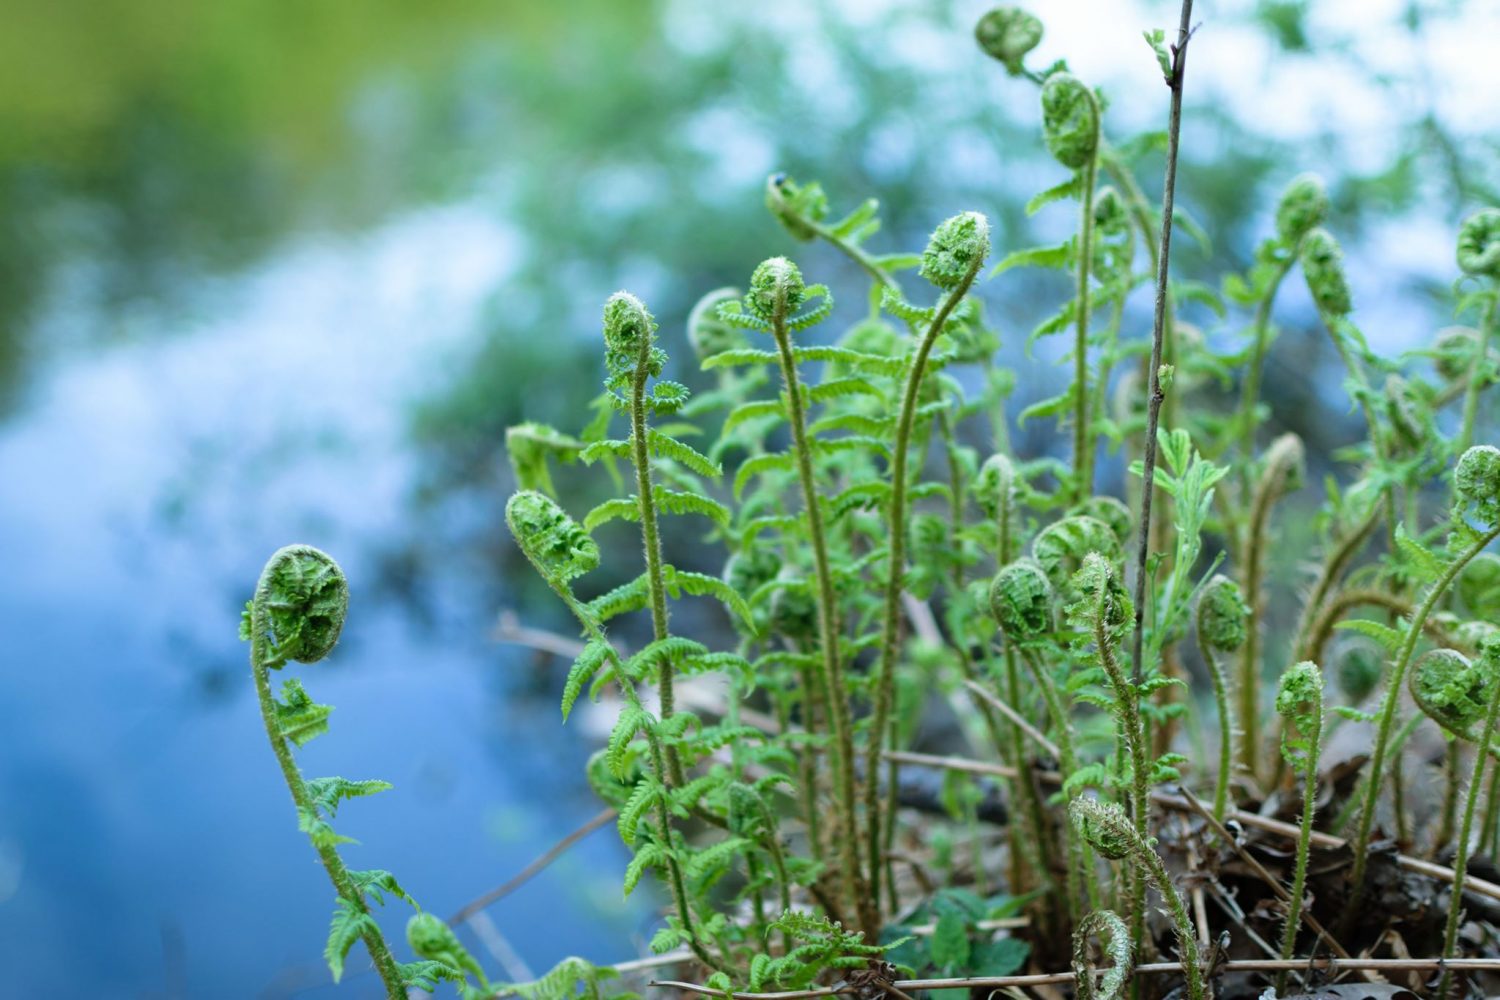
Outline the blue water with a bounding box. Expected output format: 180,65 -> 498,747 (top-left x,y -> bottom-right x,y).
0,212 -> 651,998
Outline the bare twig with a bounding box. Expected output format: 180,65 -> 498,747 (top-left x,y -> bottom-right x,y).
962,680 -> 1061,759
449,807 -> 617,925
1129,0 -> 1196,688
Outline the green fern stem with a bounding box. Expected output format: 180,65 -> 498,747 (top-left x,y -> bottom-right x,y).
1072,153 -> 1100,501
1345,525 -> 1500,917
1094,604 -> 1150,950
1235,260 -> 1292,464
1437,668 -> 1500,1000
1274,701 -> 1322,995
248,590 -> 407,998
1020,648 -> 1097,918
1458,294 -> 1496,454
566,593 -> 720,972
626,335 -> 684,787
865,252 -> 985,923
766,296 -> 869,938
1194,625 -> 1235,824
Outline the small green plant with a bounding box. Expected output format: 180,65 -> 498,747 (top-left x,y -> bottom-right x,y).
241,546 -> 472,998
1272,660 -> 1323,997
246,4 -> 1500,997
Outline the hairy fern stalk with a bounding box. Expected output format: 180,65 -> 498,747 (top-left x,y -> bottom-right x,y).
244,5 -> 1500,999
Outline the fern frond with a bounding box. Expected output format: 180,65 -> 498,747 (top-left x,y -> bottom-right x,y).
666,568 -> 756,628
562,638 -> 613,720
734,451 -> 795,499
653,487 -> 731,528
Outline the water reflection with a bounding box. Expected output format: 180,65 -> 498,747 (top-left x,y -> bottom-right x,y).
0,208 -> 648,997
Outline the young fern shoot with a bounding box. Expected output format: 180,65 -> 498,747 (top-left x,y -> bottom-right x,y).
715,259 -> 873,936
242,546 -> 465,999
1194,575 -> 1249,822
1070,798 -> 1203,1000
1273,661 -> 1324,997
868,211 -> 990,915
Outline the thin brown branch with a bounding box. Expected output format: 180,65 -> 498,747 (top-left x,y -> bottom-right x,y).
449,807 -> 617,925
962,680 -> 1060,759
1129,0 -> 1195,687
1174,785 -> 1350,959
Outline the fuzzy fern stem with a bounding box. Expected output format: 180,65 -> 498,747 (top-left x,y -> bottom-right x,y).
504,493 -> 721,973
867,212 -> 990,921
616,294 -> 685,785
1344,522 -> 1500,920
1273,662 -> 1324,997
246,547 -> 407,999
1072,152 -> 1100,500
1437,644 -> 1500,1000
758,259 -> 871,937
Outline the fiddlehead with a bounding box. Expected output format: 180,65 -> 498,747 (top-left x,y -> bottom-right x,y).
1069,799 -> 1203,1000
1299,227 -> 1353,318
1038,71 -> 1104,499
1072,909 -> 1133,1000
1346,447 -> 1500,920
974,6 -> 1043,77
1194,575 -> 1248,821
1274,173 -> 1329,246
989,560 -> 1054,642
1455,210 -> 1500,452
1434,637 -> 1500,1000
1272,661 -> 1324,997
1457,208 -> 1500,279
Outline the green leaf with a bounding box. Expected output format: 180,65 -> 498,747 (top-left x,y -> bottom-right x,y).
579,438 -> 631,464
1394,522 -> 1445,584
653,488 -> 731,528
624,637 -> 710,680
734,452 -> 795,499
562,639 -> 612,721
607,705 -> 651,778
971,937 -> 1030,976
584,572 -> 650,622
791,345 -> 906,376
306,777 -> 393,817
1026,174 -> 1084,215
324,898 -> 378,983
348,868 -> 414,908
668,568 -> 756,628
1334,618 -> 1405,652
398,960 -> 466,992
275,678 -> 333,747
582,497 -> 640,531
617,779 -> 660,847
929,912 -> 971,972
702,348 -> 778,370
646,430 -> 721,478
623,843 -> 664,897
722,398 -> 786,434
810,376 -> 884,403
1144,27 -> 1173,82
991,241 -> 1071,276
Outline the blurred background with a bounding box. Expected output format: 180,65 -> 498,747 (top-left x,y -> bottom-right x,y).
0,0 -> 1495,996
